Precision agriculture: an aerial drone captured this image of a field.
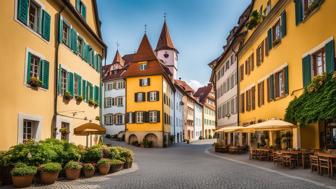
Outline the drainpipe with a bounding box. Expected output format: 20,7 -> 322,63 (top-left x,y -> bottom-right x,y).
53,7 -> 65,138
232,47 -> 239,126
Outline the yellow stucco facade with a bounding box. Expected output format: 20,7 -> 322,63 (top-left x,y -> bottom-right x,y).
0,0 -> 105,150
238,0 -> 336,149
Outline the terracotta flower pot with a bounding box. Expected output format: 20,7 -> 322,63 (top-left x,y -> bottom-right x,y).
109,163 -> 124,173
98,164 -> 110,175
83,169 -> 95,178
65,169 -> 81,180
123,161 -> 132,169
12,175 -> 34,188
40,171 -> 59,185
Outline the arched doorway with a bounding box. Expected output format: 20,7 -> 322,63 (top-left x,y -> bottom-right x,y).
129,134 -> 138,145
144,133 -> 159,147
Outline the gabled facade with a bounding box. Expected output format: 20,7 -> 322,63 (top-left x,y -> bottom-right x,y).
238,0 -> 336,149
173,87 -> 184,143
102,50 -> 127,137
124,34 -> 175,147
0,0 -> 106,150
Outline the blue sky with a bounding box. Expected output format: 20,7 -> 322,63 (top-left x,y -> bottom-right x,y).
97,0 -> 250,89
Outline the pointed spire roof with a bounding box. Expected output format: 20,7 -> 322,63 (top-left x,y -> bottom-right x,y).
155,21 -> 177,52
132,34 -> 157,62
112,50 -> 124,66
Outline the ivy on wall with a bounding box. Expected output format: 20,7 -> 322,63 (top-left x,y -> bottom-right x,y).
285,72 -> 336,125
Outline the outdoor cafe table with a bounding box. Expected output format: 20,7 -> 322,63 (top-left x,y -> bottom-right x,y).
251,149 -> 273,161
280,150 -> 302,167
317,152 -> 336,177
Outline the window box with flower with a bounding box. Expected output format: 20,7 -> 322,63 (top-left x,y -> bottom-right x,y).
29,77 -> 42,88
304,0 -> 324,18
63,91 -> 73,101
75,95 -> 83,103
246,10 -> 263,30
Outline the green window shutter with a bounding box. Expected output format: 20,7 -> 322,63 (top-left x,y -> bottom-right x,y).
58,16 -> 63,43
284,66 -> 289,95
94,86 -> 99,103
71,28 -> 78,53
325,40 -> 335,74
58,65 -> 62,94
17,0 -> 29,25
281,11 -> 287,38
295,0 -> 303,26
82,80 -> 87,101
267,28 -> 273,51
75,0 -> 80,11
67,72 -> 74,96
93,53 -> 97,70
78,75 -> 82,96
90,83 -> 93,100
97,55 -> 102,72
302,55 -> 312,87
84,43 -> 89,63
41,10 -> 51,41
26,52 -> 32,83
81,4 -> 86,20
41,60 -> 49,89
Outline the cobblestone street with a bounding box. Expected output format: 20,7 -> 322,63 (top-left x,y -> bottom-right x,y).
3,140 -> 336,189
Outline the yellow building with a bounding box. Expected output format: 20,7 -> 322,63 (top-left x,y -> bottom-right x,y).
124,34 -> 175,147
238,0 -> 335,149
0,0 -> 106,150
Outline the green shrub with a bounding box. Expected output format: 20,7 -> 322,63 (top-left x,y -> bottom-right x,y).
64,161 -> 82,170
109,159 -> 123,165
97,158 -> 110,166
83,163 -> 95,171
11,164 -> 37,176
40,162 -> 62,173
109,147 -> 121,160
119,148 -> 134,162
81,146 -> 103,163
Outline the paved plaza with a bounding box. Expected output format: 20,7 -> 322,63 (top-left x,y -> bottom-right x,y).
2,140 -> 336,189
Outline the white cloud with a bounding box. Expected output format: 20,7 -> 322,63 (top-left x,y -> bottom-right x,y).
187,80 -> 204,91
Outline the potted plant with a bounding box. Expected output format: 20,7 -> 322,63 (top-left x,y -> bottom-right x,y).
29,77 -> 42,88
59,128 -> 70,135
246,10 -> 263,30
11,163 -> 37,188
64,161 -> 82,180
96,158 -> 110,175
63,91 -> 72,101
39,162 -> 62,185
88,99 -> 96,106
75,95 -> 83,103
95,116 -> 100,121
120,149 -> 134,169
82,163 -> 95,178
109,159 -> 124,173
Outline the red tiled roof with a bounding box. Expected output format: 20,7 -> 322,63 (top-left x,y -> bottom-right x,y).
132,34 -> 157,62
194,83 -> 213,104
122,53 -> 135,66
102,66 -> 128,82
155,21 -> 177,52
112,50 -> 124,66
174,80 -> 194,94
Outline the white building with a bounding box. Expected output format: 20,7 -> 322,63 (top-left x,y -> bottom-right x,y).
174,88 -> 184,143
102,50 -> 127,138
194,102 -> 203,140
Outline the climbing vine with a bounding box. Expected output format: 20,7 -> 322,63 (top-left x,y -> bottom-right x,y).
285,72 -> 336,126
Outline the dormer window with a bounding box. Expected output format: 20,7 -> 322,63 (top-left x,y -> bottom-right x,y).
139,63 -> 147,70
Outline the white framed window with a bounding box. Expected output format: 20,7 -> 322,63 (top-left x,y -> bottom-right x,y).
77,37 -> 84,57
139,63 -> 147,70
115,114 -> 124,125
149,91 -> 158,101
149,111 -> 158,123
18,113 -> 42,144
29,54 -> 41,79
117,97 -> 123,107
23,119 -> 38,142
104,114 -> 113,125
136,93 -> 144,102
60,122 -> 70,141
62,22 -> 70,46
136,112 -> 144,123
61,69 -> 67,95
28,0 -> 41,33
104,97 -> 112,108
312,48 -> 326,77
140,78 -> 150,86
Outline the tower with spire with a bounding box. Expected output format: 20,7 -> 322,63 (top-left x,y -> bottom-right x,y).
155,19 -> 179,80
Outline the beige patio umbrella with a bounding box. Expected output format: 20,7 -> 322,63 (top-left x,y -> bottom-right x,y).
215,126 -> 245,133
242,119 -> 296,132
74,122 -> 106,147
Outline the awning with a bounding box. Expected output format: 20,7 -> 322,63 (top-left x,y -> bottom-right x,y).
243,119 -> 296,132
74,122 -> 106,136
215,126 -> 247,133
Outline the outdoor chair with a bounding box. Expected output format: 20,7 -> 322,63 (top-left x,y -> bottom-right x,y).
319,157 -> 331,176
310,155 -> 319,173
273,152 -> 282,167
282,155 -> 297,169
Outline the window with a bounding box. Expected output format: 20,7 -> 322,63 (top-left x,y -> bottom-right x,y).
104,114 -> 113,125
23,119 -> 37,142
135,92 -> 145,102
240,93 -> 245,113
312,48 -> 326,77
258,81 -> 265,107
61,69 -> 67,95
62,22 -> 70,46
74,76 -> 79,96
149,111 -> 158,123
60,122 -> 70,141
104,97 -> 112,108
116,97 -> 123,107
107,83 -> 113,91
29,54 -> 40,79
140,78 -> 150,86
149,91 -> 158,101
226,61 -> 230,70
240,64 -> 244,81
245,86 -> 256,111
75,0 -> 86,20
256,41 -> 264,66
139,63 -> 147,70
77,37 -> 84,57
275,69 -> 286,98
136,112 -> 144,123
28,0 -> 41,33
230,54 -> 235,65
272,21 -> 281,44
115,114 -> 124,125
264,0 -> 271,16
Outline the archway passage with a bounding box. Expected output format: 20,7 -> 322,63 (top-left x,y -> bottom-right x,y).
144,133 -> 159,147
129,134 -> 138,145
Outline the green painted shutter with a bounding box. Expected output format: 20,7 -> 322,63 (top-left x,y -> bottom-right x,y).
41,10 -> 51,41
281,11 -> 287,38
82,80 -> 87,101
83,43 -> 89,62
41,60 -> 49,89
58,65 -> 62,94
97,55 -> 102,72
17,0 -> 29,25
58,16 -> 63,43
94,86 -> 99,103
71,28 -> 78,53
295,0 -> 303,26
26,52 -> 32,83
93,53 -> 97,70
78,75 -> 82,96
75,0 -> 80,11
325,40 -> 335,74
284,66 -> 289,95
67,72 -> 74,96
81,4 -> 86,20
267,28 -> 273,51
302,55 -> 312,87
